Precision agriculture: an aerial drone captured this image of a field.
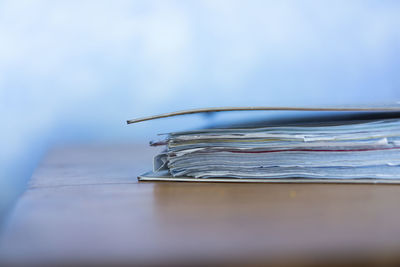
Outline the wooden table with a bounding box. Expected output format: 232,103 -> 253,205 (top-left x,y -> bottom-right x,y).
1,144 -> 400,266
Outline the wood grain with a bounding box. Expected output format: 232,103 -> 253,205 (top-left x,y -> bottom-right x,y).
1,144 -> 400,266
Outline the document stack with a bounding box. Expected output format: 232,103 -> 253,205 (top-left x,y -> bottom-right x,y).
128,106 -> 400,183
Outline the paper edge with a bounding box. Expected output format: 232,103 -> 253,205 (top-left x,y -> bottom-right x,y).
138,171 -> 400,184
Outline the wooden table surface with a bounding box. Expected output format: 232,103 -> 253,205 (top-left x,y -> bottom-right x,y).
1,144 -> 400,266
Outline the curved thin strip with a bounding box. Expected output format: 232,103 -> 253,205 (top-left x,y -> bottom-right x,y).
127,106 -> 400,124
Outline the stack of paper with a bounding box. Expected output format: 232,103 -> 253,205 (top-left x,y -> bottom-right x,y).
151,119 -> 400,180
127,106 -> 400,182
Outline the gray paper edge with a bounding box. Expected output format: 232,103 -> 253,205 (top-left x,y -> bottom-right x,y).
138,171 -> 400,184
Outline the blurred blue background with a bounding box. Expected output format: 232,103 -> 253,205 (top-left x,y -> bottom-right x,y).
1,0 -> 400,219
